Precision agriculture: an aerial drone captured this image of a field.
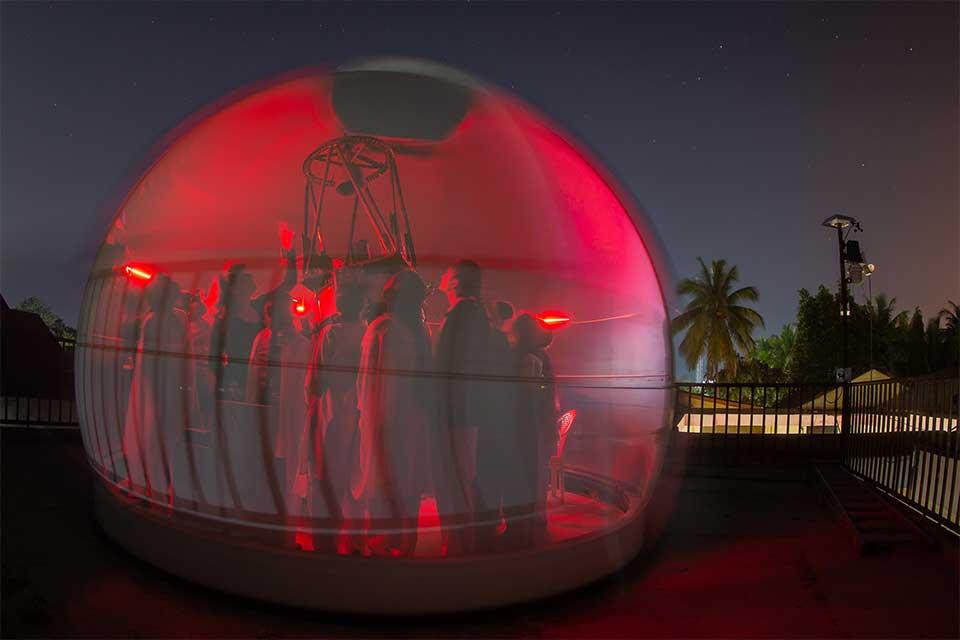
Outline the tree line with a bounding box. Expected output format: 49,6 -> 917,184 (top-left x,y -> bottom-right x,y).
673,258 -> 959,385
14,297 -> 77,341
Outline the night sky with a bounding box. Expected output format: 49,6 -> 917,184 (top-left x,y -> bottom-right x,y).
2,2 -> 957,337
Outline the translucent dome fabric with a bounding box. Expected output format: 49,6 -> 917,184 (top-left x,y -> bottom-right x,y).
76,61 -> 673,571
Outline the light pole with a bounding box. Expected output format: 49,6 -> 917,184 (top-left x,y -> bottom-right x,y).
863,263 -> 876,375
822,214 -> 858,383
822,213 -> 860,440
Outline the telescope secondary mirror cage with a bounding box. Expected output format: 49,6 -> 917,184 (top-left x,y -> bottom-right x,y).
301,135 -> 416,287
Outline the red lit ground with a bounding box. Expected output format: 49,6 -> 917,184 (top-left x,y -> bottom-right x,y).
3,428 -> 957,638
370,492 -> 623,557
289,484 -> 623,556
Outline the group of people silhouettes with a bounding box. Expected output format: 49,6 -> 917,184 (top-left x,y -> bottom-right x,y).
120,251 -> 562,557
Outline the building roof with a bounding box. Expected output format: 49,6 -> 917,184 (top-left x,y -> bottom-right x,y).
800,369 -> 893,412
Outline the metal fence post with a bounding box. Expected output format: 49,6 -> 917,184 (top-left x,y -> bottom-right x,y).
841,380 -> 850,463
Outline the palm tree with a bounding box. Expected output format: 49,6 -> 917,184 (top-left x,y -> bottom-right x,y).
866,293 -> 908,372
672,258 -> 764,381
940,301 -> 960,367
940,300 -> 959,333
925,317 -> 942,372
866,293 -> 907,331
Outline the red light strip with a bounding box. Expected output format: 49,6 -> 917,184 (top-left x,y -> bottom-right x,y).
123,265 -> 154,282
567,311 -> 640,325
536,311 -> 572,329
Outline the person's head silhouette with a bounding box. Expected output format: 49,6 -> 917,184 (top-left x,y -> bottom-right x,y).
439,259 -> 481,306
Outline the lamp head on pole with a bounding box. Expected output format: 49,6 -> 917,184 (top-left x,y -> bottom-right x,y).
822,213 -> 858,229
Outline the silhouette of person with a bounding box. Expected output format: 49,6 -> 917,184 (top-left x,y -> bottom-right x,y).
210,239 -> 298,401
122,273 -> 191,505
487,299 -> 515,333
473,303 -> 516,553
503,312 -> 557,547
246,300 -> 281,406
303,282 -> 367,553
362,299 -> 388,325
354,270 -> 433,556
183,290 -> 213,430
245,296 -> 311,524
209,264 -> 260,400
271,299 -> 312,491
433,259 -> 496,555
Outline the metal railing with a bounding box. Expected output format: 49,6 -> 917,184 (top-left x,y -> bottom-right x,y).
1,395 -> 79,428
1,337 -> 79,429
7,357 -> 958,533
674,382 -> 844,462
674,377 -> 959,534
845,376 -> 959,533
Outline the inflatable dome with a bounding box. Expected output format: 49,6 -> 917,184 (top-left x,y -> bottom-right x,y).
76,60 -> 674,612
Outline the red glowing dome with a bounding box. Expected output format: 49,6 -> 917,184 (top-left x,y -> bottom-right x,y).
76,60 -> 673,612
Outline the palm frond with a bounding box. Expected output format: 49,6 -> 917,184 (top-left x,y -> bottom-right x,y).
727,286 -> 759,304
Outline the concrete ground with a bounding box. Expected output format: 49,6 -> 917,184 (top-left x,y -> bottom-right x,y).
2,427 -> 957,638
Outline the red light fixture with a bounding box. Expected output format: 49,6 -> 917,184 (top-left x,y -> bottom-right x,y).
292,298 -> 308,316
536,311 -> 572,330
557,409 -> 577,439
278,222 -> 294,252
122,264 -> 154,282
